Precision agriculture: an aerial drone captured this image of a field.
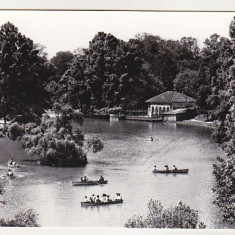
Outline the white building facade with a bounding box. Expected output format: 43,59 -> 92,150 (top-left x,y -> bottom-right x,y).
147,104 -> 171,118
146,91 -> 196,118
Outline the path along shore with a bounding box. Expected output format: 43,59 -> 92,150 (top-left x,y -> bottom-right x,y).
176,119 -> 218,129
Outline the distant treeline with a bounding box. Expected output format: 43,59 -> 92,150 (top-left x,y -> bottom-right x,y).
48,31 -> 231,118
0,21 -> 233,119
0,18 -> 234,223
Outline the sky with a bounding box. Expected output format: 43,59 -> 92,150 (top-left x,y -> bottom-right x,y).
0,11 -> 234,58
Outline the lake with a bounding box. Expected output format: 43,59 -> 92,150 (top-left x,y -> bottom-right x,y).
0,119 -> 228,228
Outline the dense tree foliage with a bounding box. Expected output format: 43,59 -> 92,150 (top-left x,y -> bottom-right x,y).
50,51 -> 74,79
0,22 -> 103,167
0,22 -> 50,126
204,35 -> 233,117
59,32 -> 151,113
125,200 -> 206,228
130,34 -> 200,94
173,70 -> 199,98
7,60 -> 104,167
47,31 -> 231,116
212,17 -> 235,224
7,105 -> 103,167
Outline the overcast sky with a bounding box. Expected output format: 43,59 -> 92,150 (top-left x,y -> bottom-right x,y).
0,11 -> 234,58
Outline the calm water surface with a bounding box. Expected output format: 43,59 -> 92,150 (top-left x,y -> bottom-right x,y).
0,119 -> 227,228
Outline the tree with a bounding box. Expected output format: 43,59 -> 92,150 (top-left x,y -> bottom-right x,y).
212,17 -> 235,224
130,34 -> 200,93
61,32 -> 149,113
56,54 -> 90,111
7,105 -> 100,167
0,22 -> 50,127
174,69 -> 199,98
199,34 -> 232,115
125,200 -> 206,228
50,51 -> 74,79
7,101 -> 104,167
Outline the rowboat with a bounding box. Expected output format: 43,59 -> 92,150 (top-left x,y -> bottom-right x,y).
81,199 -> 123,206
7,162 -> 20,168
153,169 -> 189,174
72,180 -> 108,186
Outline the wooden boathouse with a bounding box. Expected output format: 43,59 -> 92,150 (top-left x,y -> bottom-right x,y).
146,91 -> 196,121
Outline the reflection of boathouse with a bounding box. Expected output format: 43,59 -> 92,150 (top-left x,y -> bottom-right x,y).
146,91 -> 196,121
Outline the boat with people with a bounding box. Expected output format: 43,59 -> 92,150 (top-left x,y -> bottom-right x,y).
73,180 -> 108,186
81,193 -> 123,206
73,175 -> 108,186
81,199 -> 123,206
152,165 -> 188,174
153,169 -> 189,174
7,159 -> 20,168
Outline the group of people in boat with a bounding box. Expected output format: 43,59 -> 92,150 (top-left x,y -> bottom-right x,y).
83,193 -> 122,203
80,176 -> 88,182
153,165 -> 178,171
80,175 -> 105,183
8,158 -> 19,167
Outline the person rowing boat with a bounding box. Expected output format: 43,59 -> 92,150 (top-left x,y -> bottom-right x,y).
114,193 -> 122,201
95,195 -> 101,203
102,194 -> 106,201
91,194 -> 96,202
8,158 -> 14,165
83,196 -> 89,202
7,169 -> 13,177
99,175 -> 104,183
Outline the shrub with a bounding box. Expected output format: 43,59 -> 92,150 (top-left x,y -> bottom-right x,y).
0,209 -> 39,227
125,200 -> 206,229
213,155 -> 235,224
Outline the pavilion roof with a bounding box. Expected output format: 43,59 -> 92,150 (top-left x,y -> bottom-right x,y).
146,91 -> 195,104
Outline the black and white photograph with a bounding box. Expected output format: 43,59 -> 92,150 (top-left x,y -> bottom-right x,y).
0,0 -> 234,233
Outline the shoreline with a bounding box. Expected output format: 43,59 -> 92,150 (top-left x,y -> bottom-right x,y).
176,119 -> 216,129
